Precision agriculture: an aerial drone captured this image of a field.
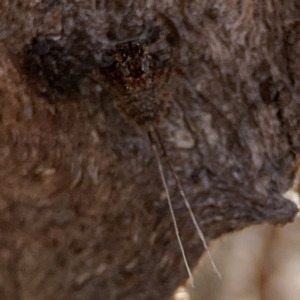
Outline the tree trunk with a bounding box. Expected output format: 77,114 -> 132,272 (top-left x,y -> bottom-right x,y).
0,1 -> 299,299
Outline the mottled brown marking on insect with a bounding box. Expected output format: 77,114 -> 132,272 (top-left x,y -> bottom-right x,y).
93,28 -> 173,127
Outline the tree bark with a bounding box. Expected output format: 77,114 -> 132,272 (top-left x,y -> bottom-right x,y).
0,1 -> 299,299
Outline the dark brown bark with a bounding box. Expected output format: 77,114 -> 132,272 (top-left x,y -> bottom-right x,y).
0,1 -> 299,300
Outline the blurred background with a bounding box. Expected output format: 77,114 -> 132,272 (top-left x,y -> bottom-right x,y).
173,193 -> 300,300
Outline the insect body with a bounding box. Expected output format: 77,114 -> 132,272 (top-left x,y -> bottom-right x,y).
94,30 -> 172,127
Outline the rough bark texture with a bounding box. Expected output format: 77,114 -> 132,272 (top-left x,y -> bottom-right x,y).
0,1 -> 299,300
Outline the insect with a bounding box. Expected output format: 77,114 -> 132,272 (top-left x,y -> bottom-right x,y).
92,27 -> 171,127
24,27 -> 220,286
93,27 -> 221,285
